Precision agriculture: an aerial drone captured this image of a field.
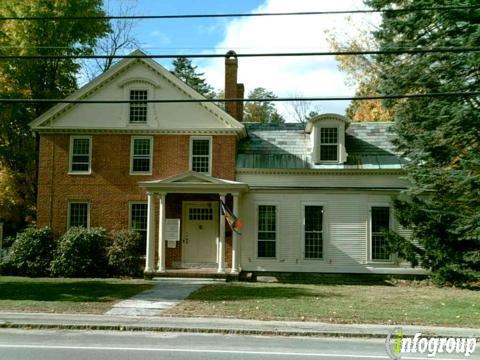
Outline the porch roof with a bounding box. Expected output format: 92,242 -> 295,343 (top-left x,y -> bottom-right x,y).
138,171 -> 248,194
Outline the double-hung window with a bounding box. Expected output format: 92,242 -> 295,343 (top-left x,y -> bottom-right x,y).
131,136 -> 153,174
129,202 -> 148,252
257,205 -> 277,258
370,206 -> 391,261
304,205 -> 323,259
319,127 -> 338,161
68,202 -> 89,228
190,137 -> 211,174
69,136 -> 91,174
129,90 -> 148,123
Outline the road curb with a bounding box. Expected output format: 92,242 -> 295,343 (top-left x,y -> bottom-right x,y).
1,313 -> 478,340
0,322 -> 385,338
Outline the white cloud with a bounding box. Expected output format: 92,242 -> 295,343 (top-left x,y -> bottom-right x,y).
199,0 -> 378,120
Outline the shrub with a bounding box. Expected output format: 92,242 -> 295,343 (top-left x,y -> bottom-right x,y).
0,227 -> 55,276
50,227 -> 109,277
108,230 -> 143,277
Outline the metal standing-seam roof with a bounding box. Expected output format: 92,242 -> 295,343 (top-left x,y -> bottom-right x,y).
236,122 -> 406,170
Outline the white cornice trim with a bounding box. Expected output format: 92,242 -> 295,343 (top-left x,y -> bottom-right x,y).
235,168 -> 405,176
35,128 -> 240,136
248,186 -> 406,192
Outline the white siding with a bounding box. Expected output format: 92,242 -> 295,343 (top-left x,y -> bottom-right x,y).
51,62 -> 232,131
239,190 -> 425,275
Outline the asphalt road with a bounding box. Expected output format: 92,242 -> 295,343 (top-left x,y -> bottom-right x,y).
0,329 -> 474,360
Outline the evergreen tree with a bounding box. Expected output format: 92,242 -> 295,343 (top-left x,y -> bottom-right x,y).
0,0 -> 109,235
367,0 -> 480,283
244,87 -> 285,124
171,57 -> 215,98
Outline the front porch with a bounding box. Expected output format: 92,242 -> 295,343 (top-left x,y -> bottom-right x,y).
139,171 -> 248,277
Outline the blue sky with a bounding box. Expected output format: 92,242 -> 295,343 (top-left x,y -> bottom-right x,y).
107,0 -> 374,120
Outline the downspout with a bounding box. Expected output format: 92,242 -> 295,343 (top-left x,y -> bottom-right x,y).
48,135 -> 55,228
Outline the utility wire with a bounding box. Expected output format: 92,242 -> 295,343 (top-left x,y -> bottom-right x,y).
1,92 -> 478,104
0,5 -> 478,21
0,48 -> 479,60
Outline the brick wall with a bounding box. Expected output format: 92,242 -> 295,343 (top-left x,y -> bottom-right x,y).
37,134 -> 237,241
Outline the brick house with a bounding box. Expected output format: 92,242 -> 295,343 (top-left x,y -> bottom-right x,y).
31,50 -> 422,276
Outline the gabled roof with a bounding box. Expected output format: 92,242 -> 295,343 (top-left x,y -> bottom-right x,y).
139,171 -> 248,193
30,50 -> 245,136
237,122 -> 405,170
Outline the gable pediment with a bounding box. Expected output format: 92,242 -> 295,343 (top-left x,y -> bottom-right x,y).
171,175 -> 213,184
30,50 -> 245,136
138,171 -> 248,193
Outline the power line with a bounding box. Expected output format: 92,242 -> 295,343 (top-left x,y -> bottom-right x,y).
0,5 -> 478,21
0,48 -> 479,60
1,92 -> 478,104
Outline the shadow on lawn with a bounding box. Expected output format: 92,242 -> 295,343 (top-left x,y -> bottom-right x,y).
191,284 -> 342,301
273,273 -> 410,286
0,281 -> 151,302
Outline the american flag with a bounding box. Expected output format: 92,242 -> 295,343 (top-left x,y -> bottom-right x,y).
220,200 -> 243,235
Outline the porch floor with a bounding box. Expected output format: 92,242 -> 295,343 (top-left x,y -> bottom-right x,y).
150,268 -> 239,281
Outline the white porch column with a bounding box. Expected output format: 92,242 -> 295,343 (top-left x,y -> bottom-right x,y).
231,193 -> 240,274
157,193 -> 166,272
217,194 -> 226,273
145,192 -> 156,273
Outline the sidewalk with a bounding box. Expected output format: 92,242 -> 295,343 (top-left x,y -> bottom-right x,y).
0,312 -> 478,339
106,278 -> 222,316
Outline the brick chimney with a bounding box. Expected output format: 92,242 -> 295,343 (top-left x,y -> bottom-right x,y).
225,50 -> 244,121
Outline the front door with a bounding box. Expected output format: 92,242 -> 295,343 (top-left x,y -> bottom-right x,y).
182,201 -> 218,265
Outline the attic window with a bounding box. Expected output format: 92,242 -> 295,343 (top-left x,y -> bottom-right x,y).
319,127 -> 338,161
129,90 -> 148,123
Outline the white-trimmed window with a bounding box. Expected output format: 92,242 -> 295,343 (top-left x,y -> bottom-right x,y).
190,137 -> 212,174
257,205 -> 277,258
130,136 -> 153,174
304,205 -> 323,259
69,136 -> 92,174
129,90 -> 148,123
68,201 -> 90,228
129,202 -> 147,251
319,127 -> 338,161
370,206 -> 391,261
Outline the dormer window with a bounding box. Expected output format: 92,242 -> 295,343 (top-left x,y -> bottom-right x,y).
129,90 -> 148,123
319,127 -> 338,161
305,113 -> 349,164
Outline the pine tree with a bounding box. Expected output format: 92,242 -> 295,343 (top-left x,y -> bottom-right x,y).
171,57 -> 215,98
244,87 -> 285,124
367,0 -> 480,284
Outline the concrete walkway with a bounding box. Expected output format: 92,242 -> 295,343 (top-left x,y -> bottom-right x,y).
105,278 -> 223,316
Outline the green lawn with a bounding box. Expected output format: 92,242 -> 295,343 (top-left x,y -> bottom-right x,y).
0,276 -> 154,314
166,278 -> 480,327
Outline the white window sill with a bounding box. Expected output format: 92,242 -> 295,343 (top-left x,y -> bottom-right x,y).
127,122 -> 148,126
367,260 -> 396,265
68,171 -> 92,176
190,170 -> 211,176
301,258 -> 326,262
130,172 -> 152,176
